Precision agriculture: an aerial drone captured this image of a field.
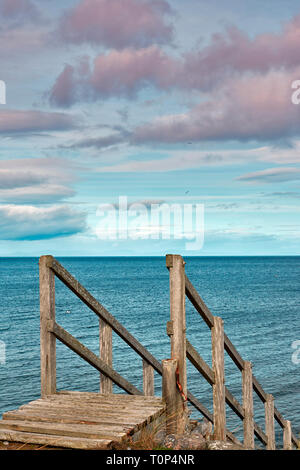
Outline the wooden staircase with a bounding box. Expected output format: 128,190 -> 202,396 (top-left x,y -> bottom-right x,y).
0,255 -> 298,450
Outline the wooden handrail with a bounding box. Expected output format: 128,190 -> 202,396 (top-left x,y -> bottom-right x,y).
183,268 -> 298,449
47,256 -> 162,374
186,340 -> 267,445
49,320 -> 142,396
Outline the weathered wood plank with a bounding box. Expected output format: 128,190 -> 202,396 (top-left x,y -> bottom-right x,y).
19,400 -> 163,415
3,407 -> 160,424
49,321 -> 142,395
1,415 -> 133,434
283,420 -> 292,450
265,394 -> 276,450
162,359 -> 179,435
211,316 -> 226,441
39,255 -> 56,396
58,390 -> 162,403
166,254 -> 188,434
0,429 -> 112,449
48,257 -> 163,374
0,419 -> 126,440
3,410 -> 144,429
100,319 -> 113,394
143,361 -> 154,396
242,361 -> 254,449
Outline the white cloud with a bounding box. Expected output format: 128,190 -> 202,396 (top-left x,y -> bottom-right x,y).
0,204 -> 87,240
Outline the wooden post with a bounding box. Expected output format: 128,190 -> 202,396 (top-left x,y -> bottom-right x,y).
242,361 -> 255,449
39,255 -> 56,397
265,394 -> 276,450
162,359 -> 179,435
166,254 -> 188,434
211,316 -> 226,441
143,360 -> 154,396
100,319 -> 113,394
283,420 -> 292,450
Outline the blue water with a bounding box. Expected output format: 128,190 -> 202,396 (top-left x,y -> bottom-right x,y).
0,256 -> 299,446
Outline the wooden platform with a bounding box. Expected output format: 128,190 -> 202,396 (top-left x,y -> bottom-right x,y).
0,391 -> 166,449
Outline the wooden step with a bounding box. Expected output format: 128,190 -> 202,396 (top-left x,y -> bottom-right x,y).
0,419 -> 126,440
0,429 -> 111,450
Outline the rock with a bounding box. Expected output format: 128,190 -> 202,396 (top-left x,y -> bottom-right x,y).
206,440 -> 246,451
162,433 -> 207,450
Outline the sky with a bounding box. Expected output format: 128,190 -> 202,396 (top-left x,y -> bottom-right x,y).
1,0 -> 300,256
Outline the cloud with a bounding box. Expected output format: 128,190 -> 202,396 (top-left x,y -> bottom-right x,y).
49,47 -> 178,106
0,110 -> 77,133
132,68 -> 300,143
66,133 -> 127,150
49,12 -> 300,107
178,16 -> 300,91
0,158 -> 77,203
0,204 -> 87,240
236,167 -> 300,184
59,0 -> 173,48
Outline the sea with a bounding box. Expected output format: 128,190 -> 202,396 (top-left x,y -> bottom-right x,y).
0,256 -> 299,446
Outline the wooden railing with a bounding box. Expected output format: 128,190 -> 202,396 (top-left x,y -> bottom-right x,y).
39,254 -> 299,450
165,254 -> 299,450
39,255 -> 161,398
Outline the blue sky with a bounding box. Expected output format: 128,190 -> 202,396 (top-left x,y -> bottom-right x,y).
1,0 -> 300,256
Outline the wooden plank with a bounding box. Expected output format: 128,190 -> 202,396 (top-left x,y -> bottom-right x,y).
211,316 -> 226,441
0,419 -> 126,440
58,390 -> 162,403
3,410 -> 145,429
100,319 -> 113,394
162,359 -> 178,435
4,407 -> 160,424
185,275 -> 215,328
0,429 -> 112,449
39,255 -> 56,396
242,361 -> 254,449
18,400 -> 163,415
166,254 -> 188,434
1,416 -> 133,434
283,420 -> 292,450
45,393 -> 163,408
265,394 -> 275,450
143,361 -> 154,396
49,321 -> 142,396
48,257 -> 163,375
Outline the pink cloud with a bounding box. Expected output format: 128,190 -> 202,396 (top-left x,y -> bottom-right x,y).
59,0 -> 173,48
0,110 -> 76,133
50,47 -> 179,105
91,47 -> 178,97
49,12 -> 300,108
132,68 -> 300,143
179,18 -> 300,91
